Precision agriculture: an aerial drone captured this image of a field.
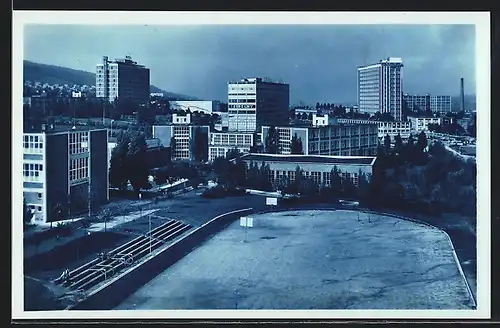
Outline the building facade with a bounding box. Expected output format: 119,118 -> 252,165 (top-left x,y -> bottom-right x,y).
208,132 -> 255,161
262,123 -> 378,157
335,118 -> 412,141
407,116 -> 442,133
357,57 -> 404,121
169,100 -> 220,115
152,124 -> 210,161
228,78 -> 290,132
403,94 -> 452,113
23,126 -> 109,224
240,154 -> 377,188
96,56 -> 150,105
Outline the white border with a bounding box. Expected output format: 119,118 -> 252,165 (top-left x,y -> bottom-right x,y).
12,11 -> 490,320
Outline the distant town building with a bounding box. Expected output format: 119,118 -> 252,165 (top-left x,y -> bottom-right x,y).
403,94 -> 452,113
228,78 -> 290,132
312,114 -> 334,127
407,116 -> 442,133
169,100 -> 220,115
208,131 -> 255,161
261,123 -> 379,157
357,57 -> 404,121
336,118 -> 412,141
96,56 -> 150,105
172,113 -> 192,125
23,126 -> 109,224
239,154 -> 377,188
294,107 -> 318,117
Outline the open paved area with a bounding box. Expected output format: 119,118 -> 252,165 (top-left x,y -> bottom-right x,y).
115,210 -> 475,310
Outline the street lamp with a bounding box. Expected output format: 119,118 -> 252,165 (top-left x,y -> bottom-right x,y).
110,119 -> 115,138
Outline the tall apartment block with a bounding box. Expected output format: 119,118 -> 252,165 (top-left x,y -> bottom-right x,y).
228,78 -> 290,132
403,94 -> 452,113
23,126 -> 109,224
96,56 -> 150,105
357,57 -> 404,121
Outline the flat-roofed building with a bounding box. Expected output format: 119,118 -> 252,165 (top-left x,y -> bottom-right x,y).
23,125 -> 109,224
407,116 -> 442,133
261,123 -> 378,157
208,131 -> 255,161
336,118 -> 412,141
228,77 -> 290,132
240,153 -> 377,187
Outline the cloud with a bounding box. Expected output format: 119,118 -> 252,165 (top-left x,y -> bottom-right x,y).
23,24 -> 476,104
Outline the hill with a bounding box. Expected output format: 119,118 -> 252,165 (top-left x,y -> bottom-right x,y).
23,60 -> 199,100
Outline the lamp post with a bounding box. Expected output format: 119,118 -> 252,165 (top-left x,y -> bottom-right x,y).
110,119 -> 115,138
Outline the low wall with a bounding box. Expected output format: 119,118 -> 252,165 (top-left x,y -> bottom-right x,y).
70,208 -> 254,310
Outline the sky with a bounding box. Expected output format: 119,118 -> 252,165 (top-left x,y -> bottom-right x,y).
23,24 -> 476,105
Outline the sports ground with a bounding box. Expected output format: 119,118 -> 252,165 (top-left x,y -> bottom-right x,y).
115,209 -> 475,310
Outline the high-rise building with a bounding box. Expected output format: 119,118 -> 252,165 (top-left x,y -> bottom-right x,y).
228,78 -> 290,132
357,57 -> 404,121
403,94 -> 452,113
23,126 -> 109,224
96,56 -> 150,105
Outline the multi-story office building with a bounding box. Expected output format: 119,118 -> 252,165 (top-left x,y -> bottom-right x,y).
239,154 -> 377,188
152,117 -> 210,161
23,125 -> 109,224
261,123 -> 378,157
336,118 -> 412,141
208,131 -> 255,161
357,57 -> 404,121
403,94 -> 452,113
407,116 -> 442,133
96,56 -> 150,105
228,78 -> 290,132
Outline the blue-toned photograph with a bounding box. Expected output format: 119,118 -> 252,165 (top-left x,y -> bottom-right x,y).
15,13 -> 487,318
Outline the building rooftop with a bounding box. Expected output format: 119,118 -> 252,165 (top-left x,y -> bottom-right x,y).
240,153 -> 377,166
24,124 -> 107,135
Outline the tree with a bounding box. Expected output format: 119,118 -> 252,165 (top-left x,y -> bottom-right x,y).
127,133 -> 149,192
226,148 -> 241,160
416,131 -> 428,153
357,171 -> 370,203
192,127 -> 208,162
258,162 -> 272,191
394,133 -> 403,155
307,113 -> 313,120
246,161 -> 260,189
23,198 -> 33,226
384,134 -> 392,153
330,166 -> 342,197
291,133 -> 304,155
265,126 -> 279,154
109,138 -> 130,190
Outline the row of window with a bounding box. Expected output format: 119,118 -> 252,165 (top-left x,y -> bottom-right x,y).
70,157 -> 89,182
269,170 -> 361,187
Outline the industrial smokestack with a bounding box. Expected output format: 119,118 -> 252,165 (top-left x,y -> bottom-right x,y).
460,78 -> 465,112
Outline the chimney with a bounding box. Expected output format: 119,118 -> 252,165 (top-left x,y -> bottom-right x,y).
460,78 -> 465,112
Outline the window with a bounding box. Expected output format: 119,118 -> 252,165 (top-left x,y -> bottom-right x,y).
37,193 -> 42,199
37,206 -> 42,212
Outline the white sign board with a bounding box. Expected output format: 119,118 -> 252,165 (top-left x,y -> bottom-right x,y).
266,197 -> 278,206
240,217 -> 253,228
